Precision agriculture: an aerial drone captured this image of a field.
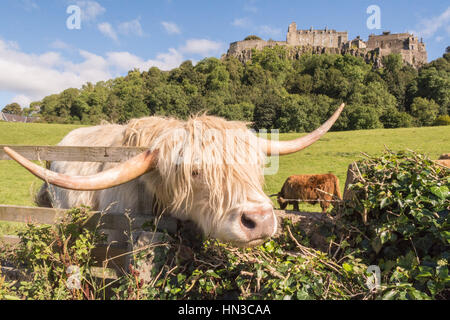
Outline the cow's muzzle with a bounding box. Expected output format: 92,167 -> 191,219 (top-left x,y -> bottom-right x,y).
239,208 -> 276,245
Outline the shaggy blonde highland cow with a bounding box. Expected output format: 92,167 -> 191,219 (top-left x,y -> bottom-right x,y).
5,104 -> 344,247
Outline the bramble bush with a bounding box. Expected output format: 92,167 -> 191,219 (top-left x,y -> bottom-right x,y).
339,150 -> 449,299
112,218 -> 369,300
0,207 -> 105,300
1,150 -> 448,300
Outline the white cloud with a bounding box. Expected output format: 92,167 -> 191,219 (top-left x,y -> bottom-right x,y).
75,1 -> 106,23
0,39 -> 186,107
50,40 -> 71,51
106,49 -> 184,72
161,21 -> 181,35
243,0 -> 258,14
258,25 -> 282,38
148,48 -> 184,70
20,0 -> 38,11
411,6 -> 450,38
98,22 -> 118,42
0,36 -> 226,107
232,18 -> 251,28
118,18 -> 144,37
231,16 -> 282,40
11,94 -> 32,108
181,39 -> 224,56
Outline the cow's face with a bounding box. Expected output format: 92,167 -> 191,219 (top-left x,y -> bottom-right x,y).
148,117 -> 277,247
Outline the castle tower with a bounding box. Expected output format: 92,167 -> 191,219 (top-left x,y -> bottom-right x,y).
287,22 -> 298,45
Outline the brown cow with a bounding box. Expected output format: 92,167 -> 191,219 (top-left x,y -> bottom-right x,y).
276,174 -> 342,213
437,153 -> 450,168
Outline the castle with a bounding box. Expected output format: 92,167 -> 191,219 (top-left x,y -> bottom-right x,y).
227,22 -> 427,68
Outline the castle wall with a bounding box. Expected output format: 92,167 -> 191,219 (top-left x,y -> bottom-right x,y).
288,29 -> 348,48
227,40 -> 287,63
286,22 -> 347,48
228,40 -> 286,55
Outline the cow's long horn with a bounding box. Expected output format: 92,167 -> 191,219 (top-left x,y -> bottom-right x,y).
260,103 -> 345,156
3,147 -> 159,191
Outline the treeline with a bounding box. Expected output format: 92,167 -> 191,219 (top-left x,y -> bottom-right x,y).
17,47 -> 450,131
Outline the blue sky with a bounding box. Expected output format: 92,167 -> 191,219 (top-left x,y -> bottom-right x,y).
0,0 -> 449,108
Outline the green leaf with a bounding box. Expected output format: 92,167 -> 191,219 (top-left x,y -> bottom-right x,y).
264,240 -> 275,253
380,197 -> 390,209
430,186 -> 449,200
382,290 -> 397,300
371,237 -> 383,254
342,263 -> 353,272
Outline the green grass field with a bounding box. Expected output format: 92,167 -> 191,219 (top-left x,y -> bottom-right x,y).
0,121 -> 449,235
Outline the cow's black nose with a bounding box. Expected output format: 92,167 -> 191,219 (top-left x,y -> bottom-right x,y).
240,208 -> 275,241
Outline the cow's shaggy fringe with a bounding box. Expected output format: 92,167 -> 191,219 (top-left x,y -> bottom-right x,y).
122,114 -> 266,236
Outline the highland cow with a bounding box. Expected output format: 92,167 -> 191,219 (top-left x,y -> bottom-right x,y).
277,173 -> 342,213
4,104 -> 344,247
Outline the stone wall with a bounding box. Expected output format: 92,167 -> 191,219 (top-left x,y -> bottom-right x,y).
227,40 -> 288,64
286,22 -> 348,48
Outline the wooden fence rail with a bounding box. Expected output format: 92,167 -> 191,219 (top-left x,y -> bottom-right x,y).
0,145 -> 148,162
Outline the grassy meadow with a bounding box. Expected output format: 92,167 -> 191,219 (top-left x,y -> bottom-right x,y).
0,121 -> 449,235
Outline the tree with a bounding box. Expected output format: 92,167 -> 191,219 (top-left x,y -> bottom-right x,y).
410,97 -> 440,126
417,66 -> 449,116
244,35 -> 262,41
346,104 -> 383,130
253,91 -> 282,130
2,102 -> 22,115
381,54 -> 418,111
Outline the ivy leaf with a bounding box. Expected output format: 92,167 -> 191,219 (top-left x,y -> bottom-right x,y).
371,237 -> 383,254
382,290 -> 397,300
342,263 -> 353,272
380,197 -> 390,209
430,186 -> 449,200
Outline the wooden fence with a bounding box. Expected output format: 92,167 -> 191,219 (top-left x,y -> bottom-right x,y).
0,145 -> 175,280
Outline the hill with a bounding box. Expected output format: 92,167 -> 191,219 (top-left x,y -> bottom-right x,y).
13,48 -> 449,133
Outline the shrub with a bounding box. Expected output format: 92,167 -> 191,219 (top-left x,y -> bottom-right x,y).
244,35 -> 262,41
380,110 -> 414,128
434,115 -> 450,126
113,219 -> 369,300
1,207 -> 104,300
410,97 -> 440,126
339,150 -> 449,299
